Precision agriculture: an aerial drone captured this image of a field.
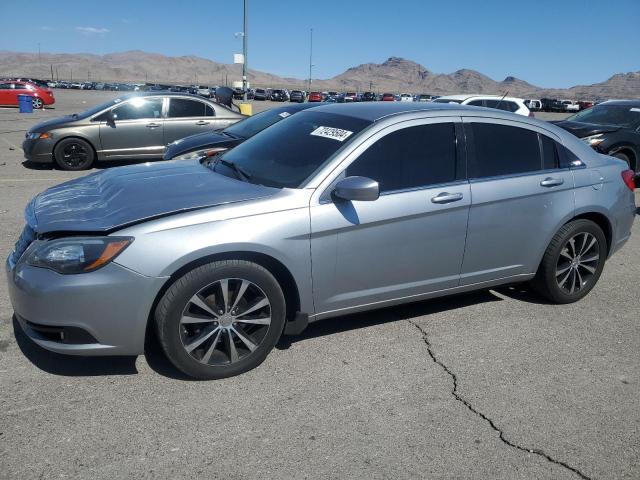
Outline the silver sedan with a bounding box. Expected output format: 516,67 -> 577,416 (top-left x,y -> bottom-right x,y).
7,102 -> 636,379
22,92 -> 245,170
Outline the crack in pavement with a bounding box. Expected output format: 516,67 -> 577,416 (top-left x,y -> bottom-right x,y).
407,320 -> 592,480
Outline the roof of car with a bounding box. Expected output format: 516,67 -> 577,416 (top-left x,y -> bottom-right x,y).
115,91 -> 211,100
309,101 -> 485,121
437,94 -> 525,102
600,99 -> 640,106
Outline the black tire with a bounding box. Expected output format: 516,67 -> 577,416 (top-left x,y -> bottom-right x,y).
53,137 -> 95,170
155,260 -> 286,380
532,219 -> 607,304
32,97 -> 43,109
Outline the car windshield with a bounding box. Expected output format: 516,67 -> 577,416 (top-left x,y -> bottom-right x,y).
567,105 -> 640,128
214,111 -> 372,188
75,98 -> 123,119
224,108 -> 299,139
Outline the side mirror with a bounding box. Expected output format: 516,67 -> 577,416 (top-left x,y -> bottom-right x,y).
333,176 -> 379,202
106,110 -> 117,125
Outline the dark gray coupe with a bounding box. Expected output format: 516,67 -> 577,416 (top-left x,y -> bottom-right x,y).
22,92 -> 245,170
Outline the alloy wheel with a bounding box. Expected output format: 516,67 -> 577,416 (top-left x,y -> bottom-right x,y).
32,97 -> 43,109
555,232 -> 600,294
179,278 -> 272,366
61,143 -> 89,168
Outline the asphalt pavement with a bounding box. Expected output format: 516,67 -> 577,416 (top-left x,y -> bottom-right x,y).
0,90 -> 638,480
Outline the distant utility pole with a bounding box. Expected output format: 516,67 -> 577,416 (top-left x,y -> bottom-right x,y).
50,64 -> 54,81
70,68 -> 73,82
242,0 -> 248,101
38,43 -> 41,64
308,28 -> 314,93
369,80 -> 372,91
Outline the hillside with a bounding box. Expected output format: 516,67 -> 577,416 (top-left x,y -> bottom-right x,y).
0,50 -> 638,99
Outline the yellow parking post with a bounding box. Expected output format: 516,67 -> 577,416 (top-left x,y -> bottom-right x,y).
239,103 -> 252,116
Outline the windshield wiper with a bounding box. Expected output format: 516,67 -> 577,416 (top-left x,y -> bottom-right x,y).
217,158 -> 252,182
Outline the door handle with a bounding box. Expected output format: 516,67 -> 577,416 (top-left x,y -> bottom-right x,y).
146,123 -> 160,128
431,192 -> 464,204
195,120 -> 210,126
540,177 -> 564,187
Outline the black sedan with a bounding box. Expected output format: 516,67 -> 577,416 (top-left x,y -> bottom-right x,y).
164,102 -> 320,160
554,100 -> 640,173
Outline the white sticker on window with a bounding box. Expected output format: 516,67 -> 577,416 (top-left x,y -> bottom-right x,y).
279,112 -> 291,118
630,108 -> 640,113
310,126 -> 353,142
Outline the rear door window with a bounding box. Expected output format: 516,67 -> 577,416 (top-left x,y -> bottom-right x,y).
346,123 -> 458,193
467,123 -> 541,178
168,98 -> 206,117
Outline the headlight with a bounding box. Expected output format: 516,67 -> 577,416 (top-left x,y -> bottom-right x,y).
173,150 -> 208,161
581,134 -> 605,147
173,147 -> 227,161
26,237 -> 133,274
27,132 -> 52,140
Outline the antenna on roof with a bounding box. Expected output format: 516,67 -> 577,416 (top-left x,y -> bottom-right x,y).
496,90 -> 509,110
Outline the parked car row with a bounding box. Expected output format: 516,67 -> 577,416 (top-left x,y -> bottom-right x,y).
10,100 -> 636,380
525,98 -> 595,113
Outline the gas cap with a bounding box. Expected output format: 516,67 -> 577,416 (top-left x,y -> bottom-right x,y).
590,170 -> 604,190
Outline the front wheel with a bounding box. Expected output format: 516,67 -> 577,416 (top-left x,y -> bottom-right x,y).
155,260 -> 286,379
532,219 -> 607,304
32,97 -> 43,109
53,138 -> 95,170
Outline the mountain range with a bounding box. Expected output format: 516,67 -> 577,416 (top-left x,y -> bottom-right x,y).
1,50 -> 638,100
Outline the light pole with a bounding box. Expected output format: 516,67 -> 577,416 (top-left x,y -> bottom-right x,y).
242,0 -> 248,101
308,28 -> 313,93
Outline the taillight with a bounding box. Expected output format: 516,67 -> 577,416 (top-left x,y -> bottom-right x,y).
621,170 -> 636,191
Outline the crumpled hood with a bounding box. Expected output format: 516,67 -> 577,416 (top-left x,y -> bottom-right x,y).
164,130 -> 240,159
29,160 -> 277,234
553,120 -> 621,138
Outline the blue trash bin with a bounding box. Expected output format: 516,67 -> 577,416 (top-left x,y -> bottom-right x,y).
18,94 -> 33,113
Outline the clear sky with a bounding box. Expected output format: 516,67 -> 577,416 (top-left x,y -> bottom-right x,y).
0,0 -> 638,88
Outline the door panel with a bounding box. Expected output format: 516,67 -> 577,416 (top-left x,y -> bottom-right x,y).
460,171 -> 574,284
309,118 -> 469,316
163,98 -> 216,144
459,119 -> 575,285
98,98 -> 164,158
0,83 -> 15,104
311,184 -> 470,314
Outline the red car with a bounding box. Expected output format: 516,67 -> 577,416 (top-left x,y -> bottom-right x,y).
0,81 -> 55,109
308,91 -> 322,102
578,101 -> 594,111
382,93 -> 395,101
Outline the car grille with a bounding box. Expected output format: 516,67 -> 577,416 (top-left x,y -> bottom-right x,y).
10,224 -> 36,266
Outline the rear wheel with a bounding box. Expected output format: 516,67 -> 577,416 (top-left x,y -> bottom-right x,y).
53,138 -> 95,170
532,219 -> 607,304
155,260 -> 286,379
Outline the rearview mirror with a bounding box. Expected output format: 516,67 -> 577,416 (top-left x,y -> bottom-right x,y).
333,176 -> 379,202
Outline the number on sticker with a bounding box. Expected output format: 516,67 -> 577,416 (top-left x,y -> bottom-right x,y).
310,126 -> 354,142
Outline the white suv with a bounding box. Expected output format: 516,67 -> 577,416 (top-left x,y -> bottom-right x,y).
433,94 -> 532,116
